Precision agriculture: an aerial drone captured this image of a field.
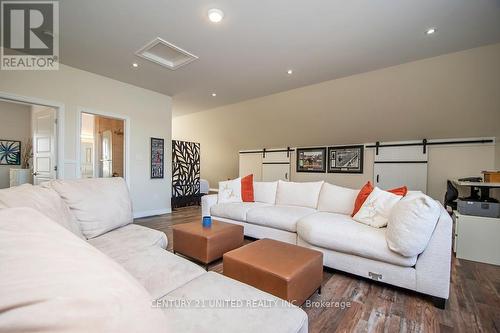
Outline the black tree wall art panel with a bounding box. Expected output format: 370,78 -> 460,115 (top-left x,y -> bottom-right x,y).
172,140 -> 201,207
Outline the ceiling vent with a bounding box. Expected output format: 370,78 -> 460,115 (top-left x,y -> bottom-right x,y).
135,37 -> 198,70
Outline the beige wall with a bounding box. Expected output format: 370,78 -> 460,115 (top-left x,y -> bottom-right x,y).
0,101 -> 31,189
0,64 -> 172,216
173,43 -> 500,200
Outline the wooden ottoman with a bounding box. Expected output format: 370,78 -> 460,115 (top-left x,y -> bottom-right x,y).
173,220 -> 244,270
223,238 -> 323,305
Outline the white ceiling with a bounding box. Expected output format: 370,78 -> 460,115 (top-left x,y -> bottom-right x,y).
59,0 -> 500,116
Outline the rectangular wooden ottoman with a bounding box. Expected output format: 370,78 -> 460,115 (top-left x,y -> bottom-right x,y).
223,238 -> 323,305
173,220 -> 244,270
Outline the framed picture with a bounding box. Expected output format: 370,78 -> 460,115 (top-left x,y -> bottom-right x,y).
296,147 -> 326,173
151,137 -> 164,179
0,140 -> 21,165
328,145 -> 364,174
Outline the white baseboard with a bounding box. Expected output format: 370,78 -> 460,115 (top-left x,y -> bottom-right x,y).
133,208 -> 172,219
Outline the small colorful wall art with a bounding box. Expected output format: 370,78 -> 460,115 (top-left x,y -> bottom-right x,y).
151,137 -> 164,179
0,140 -> 21,165
296,147 -> 327,173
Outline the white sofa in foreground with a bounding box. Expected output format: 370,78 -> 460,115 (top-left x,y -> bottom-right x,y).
0,178 -> 307,333
202,180 -> 452,308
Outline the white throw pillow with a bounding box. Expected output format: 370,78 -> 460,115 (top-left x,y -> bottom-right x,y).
275,180 -> 324,209
218,178 -> 242,203
317,183 -> 358,215
386,193 -> 441,257
0,207 -> 166,333
48,178 -> 133,239
253,181 -> 278,204
353,187 -> 402,228
0,184 -> 85,239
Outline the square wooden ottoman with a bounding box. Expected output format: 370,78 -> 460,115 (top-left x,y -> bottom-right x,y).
223,238 -> 323,305
172,220 -> 244,270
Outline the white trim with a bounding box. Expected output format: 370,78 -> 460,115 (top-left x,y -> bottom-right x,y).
0,91 -> 65,179
133,208 -> 171,219
209,188 -> 219,193
76,107 -> 131,188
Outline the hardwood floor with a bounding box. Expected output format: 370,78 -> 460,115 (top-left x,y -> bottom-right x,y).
136,206 -> 500,333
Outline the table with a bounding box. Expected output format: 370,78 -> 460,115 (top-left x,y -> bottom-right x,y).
172,220 -> 244,270
223,238 -> 323,305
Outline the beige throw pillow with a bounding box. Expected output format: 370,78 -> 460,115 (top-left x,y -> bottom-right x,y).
218,178 -> 242,203
386,193 -> 441,257
353,187 -> 402,228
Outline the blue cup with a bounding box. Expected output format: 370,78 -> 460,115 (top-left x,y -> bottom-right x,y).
202,216 -> 212,228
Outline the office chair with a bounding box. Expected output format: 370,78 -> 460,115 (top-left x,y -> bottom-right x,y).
444,180 -> 458,212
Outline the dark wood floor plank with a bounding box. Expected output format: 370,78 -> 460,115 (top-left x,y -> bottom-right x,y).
136,206 -> 500,333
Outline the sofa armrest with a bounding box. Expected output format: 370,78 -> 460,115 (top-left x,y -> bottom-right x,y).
201,194 -> 218,217
415,207 -> 452,299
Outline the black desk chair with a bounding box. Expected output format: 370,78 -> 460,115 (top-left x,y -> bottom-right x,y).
444,180 -> 458,212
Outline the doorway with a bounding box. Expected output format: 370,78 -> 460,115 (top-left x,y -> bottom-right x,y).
0,97 -> 60,188
79,112 -> 126,180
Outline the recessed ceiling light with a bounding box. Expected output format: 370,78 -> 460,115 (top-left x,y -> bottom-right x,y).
426,28 -> 436,35
208,8 -> 224,23
132,63 -> 139,68
211,93 -> 217,97
287,69 -> 293,75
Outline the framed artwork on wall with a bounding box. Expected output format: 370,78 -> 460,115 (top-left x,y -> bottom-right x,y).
0,140 -> 21,165
151,137 -> 164,179
328,145 -> 364,174
296,147 -> 327,173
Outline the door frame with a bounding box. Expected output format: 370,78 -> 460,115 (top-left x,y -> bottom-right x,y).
0,91 -> 65,179
76,107 -> 130,187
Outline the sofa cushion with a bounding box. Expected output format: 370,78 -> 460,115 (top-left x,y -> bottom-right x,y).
218,178 -> 242,203
158,271 -> 308,333
253,181 -> 278,204
211,202 -> 270,221
317,183 -> 358,215
246,205 -> 316,232
47,178 -> 133,239
353,187 -> 402,228
386,193 -> 441,257
0,184 -> 85,239
0,207 -> 166,332
297,212 -> 417,267
241,174 -> 254,202
275,180 -> 324,209
88,223 -> 167,260
113,247 -> 205,300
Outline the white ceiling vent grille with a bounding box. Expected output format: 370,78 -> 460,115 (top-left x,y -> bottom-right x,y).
136,38 -> 198,70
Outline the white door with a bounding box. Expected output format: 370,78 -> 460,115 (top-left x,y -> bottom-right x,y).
100,130 -> 113,178
374,163 -> 428,192
373,145 -> 428,193
32,108 -> 57,185
262,151 -> 290,181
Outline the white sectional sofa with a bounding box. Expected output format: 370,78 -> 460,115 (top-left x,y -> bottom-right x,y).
202,180 -> 452,307
0,178 -> 308,333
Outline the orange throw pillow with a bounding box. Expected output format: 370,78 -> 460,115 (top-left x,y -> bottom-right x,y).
388,186 -> 408,197
351,181 -> 374,217
351,183 -> 408,216
241,174 -> 254,202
